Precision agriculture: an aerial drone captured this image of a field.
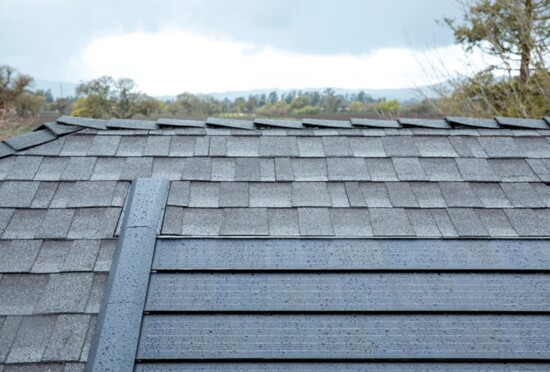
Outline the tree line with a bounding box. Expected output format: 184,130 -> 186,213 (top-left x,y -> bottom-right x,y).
1,0 -> 548,122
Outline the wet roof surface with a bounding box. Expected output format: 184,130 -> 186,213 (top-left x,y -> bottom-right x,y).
1,115 -> 550,370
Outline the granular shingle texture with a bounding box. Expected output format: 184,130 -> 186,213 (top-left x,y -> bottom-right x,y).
1,115 -> 550,369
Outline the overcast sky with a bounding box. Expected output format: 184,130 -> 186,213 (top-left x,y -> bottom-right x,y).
1,0 -> 466,95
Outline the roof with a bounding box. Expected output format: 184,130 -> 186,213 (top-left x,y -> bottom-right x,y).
0,115 -> 550,370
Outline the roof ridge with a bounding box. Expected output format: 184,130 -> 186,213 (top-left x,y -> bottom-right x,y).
0,115 -> 549,159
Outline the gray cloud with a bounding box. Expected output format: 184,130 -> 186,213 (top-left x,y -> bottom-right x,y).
1,0 -> 462,80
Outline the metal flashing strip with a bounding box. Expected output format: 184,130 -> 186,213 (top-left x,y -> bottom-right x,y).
85,178 -> 169,372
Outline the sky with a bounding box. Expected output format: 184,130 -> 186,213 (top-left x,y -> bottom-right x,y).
0,0 -> 468,95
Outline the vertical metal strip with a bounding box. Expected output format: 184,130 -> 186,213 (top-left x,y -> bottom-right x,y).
86,178 -> 169,372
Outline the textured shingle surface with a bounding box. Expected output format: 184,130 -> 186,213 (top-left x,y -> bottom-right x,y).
1,116 -> 550,369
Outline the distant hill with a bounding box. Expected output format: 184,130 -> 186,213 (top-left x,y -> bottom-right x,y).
33,79 -> 435,103
159,86 -> 436,103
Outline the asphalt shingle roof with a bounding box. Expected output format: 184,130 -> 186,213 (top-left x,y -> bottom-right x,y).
1,115 -> 550,369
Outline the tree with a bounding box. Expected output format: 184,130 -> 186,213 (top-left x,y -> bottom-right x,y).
51,98 -> 70,115
137,95 -> 163,118
15,93 -> 45,117
0,65 -> 34,118
73,76 -> 144,118
442,0 -> 550,116
377,99 -> 401,118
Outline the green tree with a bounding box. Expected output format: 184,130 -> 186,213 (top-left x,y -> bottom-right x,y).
442,0 -> 550,116
377,99 -> 401,118
348,101 -> 365,113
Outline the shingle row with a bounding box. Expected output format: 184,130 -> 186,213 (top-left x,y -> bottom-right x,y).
5,155 -> 547,182
0,273 -> 107,315
0,181 -> 129,208
20,134 -> 550,159
57,115 -> 550,131
0,240 -> 115,274
0,208 -> 121,239
0,314 -> 95,364
161,207 -> 550,237
165,181 -> 550,209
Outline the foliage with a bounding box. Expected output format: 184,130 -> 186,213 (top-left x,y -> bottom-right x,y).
0,65 -> 34,117
73,76 -> 159,119
439,0 -> 550,117
15,92 -> 45,117
376,99 -> 401,118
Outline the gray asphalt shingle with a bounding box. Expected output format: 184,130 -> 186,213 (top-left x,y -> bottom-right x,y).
6,315 -> 56,363
143,136 -> 171,157
169,137 -> 196,156
414,137 -> 457,157
344,182 -> 366,207
50,182 -> 116,208
87,136 -> 121,156
455,158 -> 499,181
226,137 -> 259,157
447,208 -> 489,237
321,137 -> 352,156
360,182 -> 391,207
42,315 -> 90,362
348,137 -> 386,157
406,209 -> 441,237
392,158 -> 425,180
35,273 -> 93,314
501,183 -> 546,208
249,183 -> 291,207
31,241 -> 72,274
478,137 -> 523,158
410,182 -> 446,208
67,208 -> 120,239
326,183 -> 350,207
290,158 -> 326,181
439,182 -> 482,207
385,182 -> 419,207
218,182 -> 249,207
181,208 -> 223,235
0,316 -> 21,363
188,182 -> 220,208
329,208 -> 372,236
0,182 -> 39,208
365,158 -> 398,181
267,208 -> 299,235
30,182 -> 58,208
327,158 -> 369,180
36,209 -> 75,239
369,208 -> 414,236
419,158 -> 462,181
297,137 -> 325,157
211,158 -> 235,181
0,240 -> 41,273
470,183 -> 512,208
34,158 -> 69,181
235,158 -> 261,181
381,137 -> 419,157
476,209 -> 517,237
298,208 -> 334,236
60,136 -> 93,156
220,208 -> 268,235
60,157 -> 96,181
260,137 -> 298,157
4,156 -> 42,180
489,159 -> 539,182
161,206 -> 183,235
0,275 -> 48,315
291,182 -> 331,207
167,181 -> 190,206
514,137 -> 550,158
505,209 -> 550,236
